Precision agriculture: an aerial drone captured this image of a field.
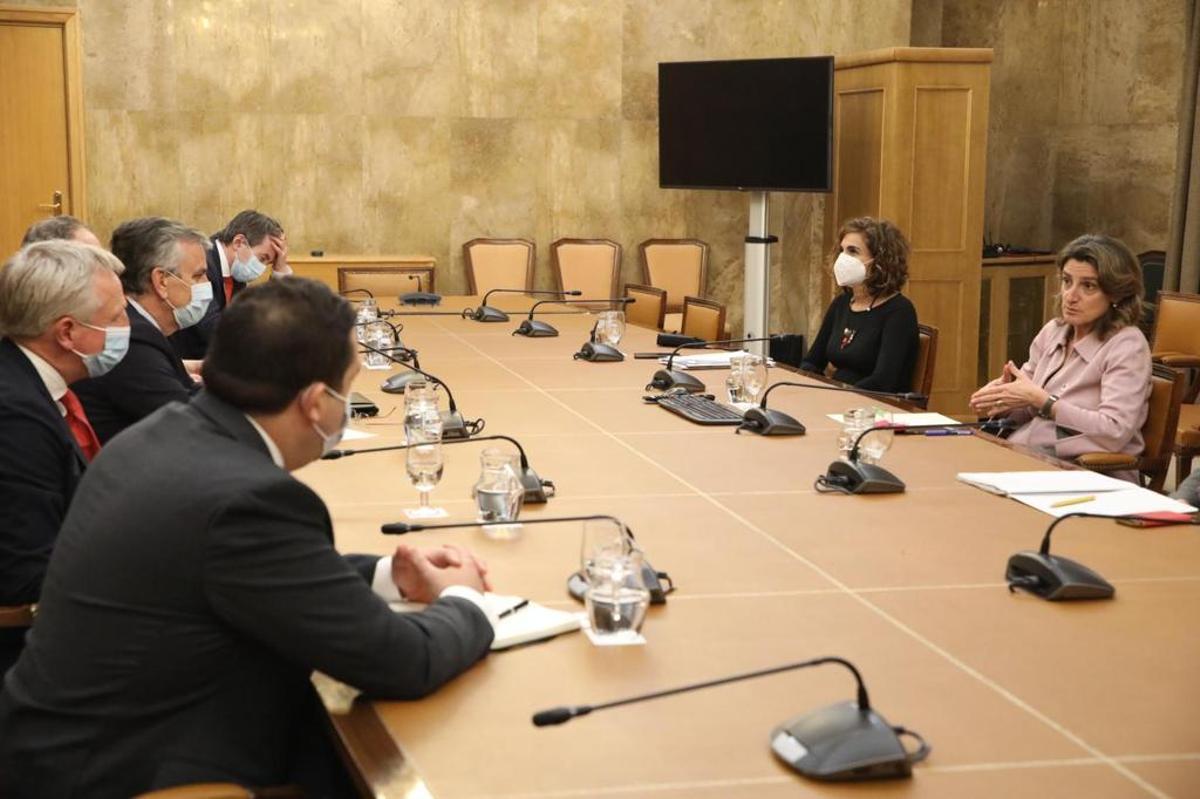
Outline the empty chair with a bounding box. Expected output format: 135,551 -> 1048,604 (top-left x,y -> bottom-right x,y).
1076,362 -> 1186,492
681,295 -> 726,342
551,238 -> 621,300
908,323 -> 939,408
623,283 -> 667,330
463,238 -> 535,297
337,267 -> 433,299
1149,290 -> 1200,486
639,238 -> 708,314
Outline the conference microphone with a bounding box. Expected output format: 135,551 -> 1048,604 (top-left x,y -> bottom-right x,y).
462,289 -> 584,323
354,318 -> 414,363
737,381 -> 928,437
514,297 -> 636,338
359,341 -> 483,439
380,514 -> 675,605
531,656 -> 930,782
647,336 -> 779,394
399,273 -> 442,306
1006,512 -> 1118,601
340,288 -> 374,299
815,419 -> 1019,495
322,434 -> 556,503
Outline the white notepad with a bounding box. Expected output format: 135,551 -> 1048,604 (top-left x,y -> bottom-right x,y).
828,411 -> 958,425
956,470 -> 1131,496
1011,488 -> 1197,518
391,593 -> 584,651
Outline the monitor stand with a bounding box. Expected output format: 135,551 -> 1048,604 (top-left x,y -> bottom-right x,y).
743,190 -> 776,356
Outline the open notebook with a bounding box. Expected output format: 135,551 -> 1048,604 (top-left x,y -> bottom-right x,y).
391,593 -> 583,651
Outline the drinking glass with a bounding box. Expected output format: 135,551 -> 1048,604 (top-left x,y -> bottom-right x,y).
473,447 -> 524,532
364,320 -> 394,370
585,549 -> 650,638
580,517 -> 632,575
838,407 -> 895,464
403,379 -> 439,443
404,422 -> 447,518
725,353 -> 752,403
741,353 -> 768,403
595,310 -> 625,347
354,298 -> 378,343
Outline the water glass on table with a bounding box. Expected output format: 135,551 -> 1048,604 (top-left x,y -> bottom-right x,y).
584,550 -> 650,639
595,310 -> 625,347
404,420 -> 447,519
354,298 -> 378,344
363,320 -> 394,370
473,447 -> 524,535
837,407 -> 895,464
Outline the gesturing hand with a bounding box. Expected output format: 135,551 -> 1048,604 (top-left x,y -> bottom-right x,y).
968,361 -> 1048,417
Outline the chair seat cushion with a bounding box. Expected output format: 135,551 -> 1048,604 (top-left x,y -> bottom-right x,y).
1178,404 -> 1200,449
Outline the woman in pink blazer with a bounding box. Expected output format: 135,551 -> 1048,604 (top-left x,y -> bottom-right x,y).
970,234 -> 1151,481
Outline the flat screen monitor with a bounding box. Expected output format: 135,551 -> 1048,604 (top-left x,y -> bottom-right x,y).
658,56 -> 834,193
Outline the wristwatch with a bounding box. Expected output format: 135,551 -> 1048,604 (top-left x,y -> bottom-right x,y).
1038,394 -> 1059,419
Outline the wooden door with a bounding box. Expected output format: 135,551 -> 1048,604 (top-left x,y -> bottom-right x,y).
0,7 -> 86,254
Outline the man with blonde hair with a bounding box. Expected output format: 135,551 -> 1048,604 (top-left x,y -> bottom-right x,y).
0,240 -> 128,673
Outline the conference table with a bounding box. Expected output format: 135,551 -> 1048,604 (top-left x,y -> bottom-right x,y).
298,297 -> 1199,799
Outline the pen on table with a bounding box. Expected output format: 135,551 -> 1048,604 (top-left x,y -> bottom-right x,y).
924,428 -> 974,436
498,599 -> 529,619
1050,495 -> 1096,508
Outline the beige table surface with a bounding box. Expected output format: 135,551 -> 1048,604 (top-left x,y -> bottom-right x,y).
298,298 -> 1200,799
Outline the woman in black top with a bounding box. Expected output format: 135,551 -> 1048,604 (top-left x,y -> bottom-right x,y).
800,217 -> 919,392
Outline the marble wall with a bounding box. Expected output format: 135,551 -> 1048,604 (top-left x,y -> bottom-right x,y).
10,0 -> 913,335
940,0 -> 1186,255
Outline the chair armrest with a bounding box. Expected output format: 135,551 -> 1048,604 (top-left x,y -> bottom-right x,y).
1153,353 -> 1200,368
0,604 -> 35,628
134,784 -> 305,799
1076,452 -> 1138,471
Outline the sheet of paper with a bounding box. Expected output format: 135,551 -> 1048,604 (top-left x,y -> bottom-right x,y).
342,427 -> 376,441
1011,487 -> 1198,518
658,350 -> 775,370
828,411 -> 958,425
956,470 -> 1131,496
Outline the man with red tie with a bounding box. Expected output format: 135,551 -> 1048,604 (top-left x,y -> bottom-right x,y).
0,240 -> 129,673
170,210 -> 291,360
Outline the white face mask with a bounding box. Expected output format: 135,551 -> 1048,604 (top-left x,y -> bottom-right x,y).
312,386 -> 351,455
165,272 -> 213,329
71,321 -> 132,378
833,251 -> 871,287
230,241 -> 266,283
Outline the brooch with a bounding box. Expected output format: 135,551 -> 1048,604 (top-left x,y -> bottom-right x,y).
840,327 -> 856,349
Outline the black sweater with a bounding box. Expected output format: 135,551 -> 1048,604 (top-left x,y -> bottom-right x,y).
800,292 -> 919,392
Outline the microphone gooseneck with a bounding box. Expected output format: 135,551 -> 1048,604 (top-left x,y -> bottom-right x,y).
323,434 -> 530,467
664,335 -> 778,372
359,341 -> 458,413
531,656 -> 871,727
757,381 -> 927,410
525,296 -> 636,320
382,513 -> 632,537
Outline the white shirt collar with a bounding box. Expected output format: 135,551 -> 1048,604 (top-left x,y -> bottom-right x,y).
15,343 -> 68,416
216,238 -> 231,278
127,297 -> 161,332
243,414 -> 286,469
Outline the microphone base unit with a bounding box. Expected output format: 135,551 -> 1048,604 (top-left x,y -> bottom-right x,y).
514,319 -> 559,337
771,701 -> 925,781
380,371 -> 425,394
1005,551 -> 1115,601
823,459 -> 906,495
440,410 -> 472,440
647,368 -> 706,393
575,342 -> 624,362
737,406 -> 807,436
519,468 -> 555,504
400,292 -> 442,306
472,306 -> 510,322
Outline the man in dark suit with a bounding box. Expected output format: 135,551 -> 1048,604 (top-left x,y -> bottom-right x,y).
170,209 -> 291,360
0,278 -> 494,798
75,217 -> 211,443
0,241 -> 129,674
20,214 -> 102,247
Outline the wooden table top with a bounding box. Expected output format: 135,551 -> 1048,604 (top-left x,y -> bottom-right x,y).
298,297 -> 1200,799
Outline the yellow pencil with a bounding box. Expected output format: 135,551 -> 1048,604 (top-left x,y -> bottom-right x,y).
1051,495 -> 1096,508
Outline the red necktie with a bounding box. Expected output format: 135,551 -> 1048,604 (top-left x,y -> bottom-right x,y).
60,389 -> 101,462
223,276 -> 234,303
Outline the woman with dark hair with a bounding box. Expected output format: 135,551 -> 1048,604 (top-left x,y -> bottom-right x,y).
970,233 -> 1151,477
799,217 -> 919,392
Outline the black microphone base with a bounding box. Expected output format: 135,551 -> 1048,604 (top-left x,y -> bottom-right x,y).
646,368 -> 706,393
514,319 -> 559,337
824,459 -> 906,494
737,407 -> 807,436
472,306 -> 510,322
520,468 -> 555,504
441,410 -> 470,439
1005,551 -> 1115,600
771,701 -> 919,781
575,342 -> 624,362
381,370 -> 425,394
400,291 -> 442,305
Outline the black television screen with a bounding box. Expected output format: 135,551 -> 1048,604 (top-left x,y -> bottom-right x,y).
658,56 -> 834,192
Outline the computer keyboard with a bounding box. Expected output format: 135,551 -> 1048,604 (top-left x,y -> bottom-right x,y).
656,394 -> 745,426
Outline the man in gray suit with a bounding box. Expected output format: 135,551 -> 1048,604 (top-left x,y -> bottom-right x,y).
0,278 -> 495,797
